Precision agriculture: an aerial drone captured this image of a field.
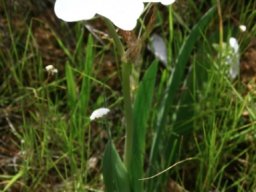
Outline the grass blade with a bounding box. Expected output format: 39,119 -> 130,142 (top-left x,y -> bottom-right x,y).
3,170 -> 24,192
65,62 -> 77,110
77,34 -> 94,116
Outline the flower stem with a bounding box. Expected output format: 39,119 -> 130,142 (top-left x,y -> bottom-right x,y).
121,62 -> 133,167
104,18 -> 126,62
104,18 -> 133,167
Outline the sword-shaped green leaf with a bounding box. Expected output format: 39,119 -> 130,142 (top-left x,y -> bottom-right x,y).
150,6 -> 216,166
103,140 -> 131,192
127,61 -> 158,192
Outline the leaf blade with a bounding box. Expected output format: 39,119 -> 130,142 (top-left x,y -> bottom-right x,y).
150,6 -> 216,166
103,140 -> 131,192
128,61 -> 158,192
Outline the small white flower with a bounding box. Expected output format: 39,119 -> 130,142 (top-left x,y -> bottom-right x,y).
87,156 -> 98,169
45,65 -> 58,75
54,0 -> 175,31
45,65 -> 54,71
239,25 -> 246,32
90,107 -> 110,121
52,68 -> 58,74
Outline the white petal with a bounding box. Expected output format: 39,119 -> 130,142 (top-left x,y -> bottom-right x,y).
97,0 -> 144,30
52,68 -> 58,74
148,34 -> 168,65
159,0 -> 176,5
45,65 -> 54,71
143,0 -> 176,5
227,37 -> 240,79
239,25 -> 246,32
90,108 -> 110,121
54,0 -> 96,22
54,0 -> 174,30
229,37 -> 239,53
229,61 -> 239,79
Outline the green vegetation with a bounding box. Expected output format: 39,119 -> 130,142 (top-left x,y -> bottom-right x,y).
1,0 -> 256,191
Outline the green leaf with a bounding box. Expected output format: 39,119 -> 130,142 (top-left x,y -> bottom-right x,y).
126,61 -> 158,192
150,7 -> 216,165
103,140 -> 131,192
65,62 -> 77,110
77,34 -> 94,115
3,169 -> 24,192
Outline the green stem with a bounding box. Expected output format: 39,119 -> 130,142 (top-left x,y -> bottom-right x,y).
121,62 -> 133,167
216,0 -> 223,50
104,18 -> 126,62
104,18 -> 133,167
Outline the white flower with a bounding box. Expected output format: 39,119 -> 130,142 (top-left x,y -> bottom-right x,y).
239,25 -> 246,32
45,65 -> 58,75
148,33 -> 168,65
90,107 -> 110,121
54,0 -> 175,31
45,65 -> 54,71
229,37 -> 239,54
227,37 -> 240,79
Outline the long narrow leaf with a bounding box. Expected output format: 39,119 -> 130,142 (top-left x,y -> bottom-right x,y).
3,170 -> 24,192
150,7 -> 216,165
103,140 -> 131,192
65,62 -> 77,110
128,61 -> 158,192
78,34 -> 94,115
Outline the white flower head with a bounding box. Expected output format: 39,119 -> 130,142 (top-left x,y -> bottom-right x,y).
239,25 -> 246,32
52,68 -> 58,74
45,65 -> 58,75
45,65 -> 54,71
90,107 -> 110,121
54,0 -> 175,31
